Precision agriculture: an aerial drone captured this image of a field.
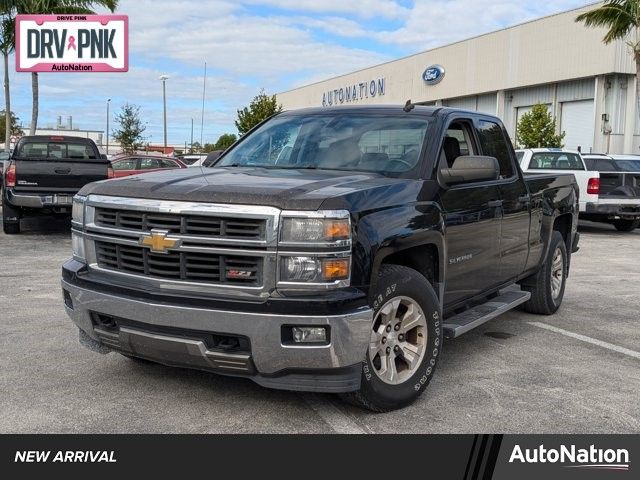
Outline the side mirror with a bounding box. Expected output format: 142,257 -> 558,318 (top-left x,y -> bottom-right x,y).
440,155 -> 500,186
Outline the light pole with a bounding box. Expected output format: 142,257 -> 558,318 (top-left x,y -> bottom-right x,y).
106,98 -> 111,155
159,75 -> 169,150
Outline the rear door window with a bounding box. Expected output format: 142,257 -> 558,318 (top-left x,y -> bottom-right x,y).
112,158 -> 136,170
160,159 -> 179,168
139,158 -> 160,170
476,120 -> 515,178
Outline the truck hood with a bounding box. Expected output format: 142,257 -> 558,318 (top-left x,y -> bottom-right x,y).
79,167 -> 419,211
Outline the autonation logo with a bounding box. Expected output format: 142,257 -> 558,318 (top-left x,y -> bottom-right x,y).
509,444 -> 630,471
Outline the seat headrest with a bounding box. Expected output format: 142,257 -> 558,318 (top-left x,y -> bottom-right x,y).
317,139 -> 362,169
443,137 -> 461,167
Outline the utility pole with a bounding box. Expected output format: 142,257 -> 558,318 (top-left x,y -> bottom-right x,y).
190,118 -> 194,152
106,98 -> 111,155
159,75 -> 169,150
200,61 -> 206,146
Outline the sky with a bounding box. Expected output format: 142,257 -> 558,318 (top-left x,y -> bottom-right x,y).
3,0 -> 594,147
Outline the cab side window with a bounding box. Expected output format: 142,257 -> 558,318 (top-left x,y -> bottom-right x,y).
440,121 -> 477,168
112,158 -> 136,170
140,158 -> 160,170
477,120 -> 515,178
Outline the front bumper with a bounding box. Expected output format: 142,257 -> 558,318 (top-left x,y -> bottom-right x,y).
61,278 -> 373,393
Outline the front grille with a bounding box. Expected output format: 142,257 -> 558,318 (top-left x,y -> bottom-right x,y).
95,208 -> 265,240
95,241 -> 261,285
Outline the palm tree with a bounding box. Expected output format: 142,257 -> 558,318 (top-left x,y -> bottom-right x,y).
0,13 -> 14,151
576,1 -> 640,125
0,0 -> 118,135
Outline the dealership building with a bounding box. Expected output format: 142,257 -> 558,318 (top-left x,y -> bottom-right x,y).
277,2 -> 636,155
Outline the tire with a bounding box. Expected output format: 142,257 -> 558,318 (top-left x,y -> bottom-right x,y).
341,265 -> 443,412
613,219 -> 639,232
521,231 -> 567,315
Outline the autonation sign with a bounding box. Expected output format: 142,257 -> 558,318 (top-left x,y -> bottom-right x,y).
16,14 -> 128,72
322,78 -> 385,107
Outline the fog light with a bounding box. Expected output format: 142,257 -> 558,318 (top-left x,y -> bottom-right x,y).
292,327 -> 327,343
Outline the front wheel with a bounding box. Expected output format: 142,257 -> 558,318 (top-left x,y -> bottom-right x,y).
613,219 -> 639,232
342,265 -> 442,412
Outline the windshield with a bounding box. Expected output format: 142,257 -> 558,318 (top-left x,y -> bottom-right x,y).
584,157 -> 640,172
215,113 -> 430,174
529,152 -> 584,170
15,141 -> 97,160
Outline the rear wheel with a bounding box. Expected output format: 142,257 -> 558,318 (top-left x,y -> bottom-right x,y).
613,219 -> 639,232
521,231 -> 567,315
342,265 -> 442,412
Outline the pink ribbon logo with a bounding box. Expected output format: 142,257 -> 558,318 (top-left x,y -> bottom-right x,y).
67,36 -> 77,50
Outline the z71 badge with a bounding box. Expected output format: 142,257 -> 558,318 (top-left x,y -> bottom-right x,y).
16,14 -> 128,72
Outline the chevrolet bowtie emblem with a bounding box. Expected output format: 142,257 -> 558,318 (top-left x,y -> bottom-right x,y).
139,230 -> 181,254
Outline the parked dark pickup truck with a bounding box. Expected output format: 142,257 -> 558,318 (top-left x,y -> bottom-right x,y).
2,135 -> 111,234
62,106 -> 579,411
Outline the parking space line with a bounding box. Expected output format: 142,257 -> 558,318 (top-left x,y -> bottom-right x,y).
301,394 -> 367,434
528,322 -> 640,360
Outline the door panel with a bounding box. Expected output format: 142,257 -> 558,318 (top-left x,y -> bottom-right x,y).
498,180 -> 530,282
441,185 -> 502,307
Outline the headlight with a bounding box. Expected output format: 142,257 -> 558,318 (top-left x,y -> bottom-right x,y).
71,231 -> 86,262
280,256 -> 350,284
278,210 -> 352,290
280,211 -> 350,245
71,195 -> 86,227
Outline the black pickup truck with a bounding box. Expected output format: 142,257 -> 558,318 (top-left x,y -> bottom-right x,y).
62,106 -> 579,411
2,135 -> 111,234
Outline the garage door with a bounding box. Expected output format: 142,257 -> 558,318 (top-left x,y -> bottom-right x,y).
561,100 -> 594,153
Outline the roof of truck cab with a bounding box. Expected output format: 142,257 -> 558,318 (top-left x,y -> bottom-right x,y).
582,154 -> 640,160
515,148 -> 582,155
18,135 -> 96,144
278,105 -> 499,118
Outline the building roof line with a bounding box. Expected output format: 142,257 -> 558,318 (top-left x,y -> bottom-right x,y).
277,1 -> 602,96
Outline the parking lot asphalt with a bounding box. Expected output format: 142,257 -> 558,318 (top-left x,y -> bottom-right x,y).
1,214 -> 638,434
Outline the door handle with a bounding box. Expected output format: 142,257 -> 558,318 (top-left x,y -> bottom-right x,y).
487,200 -> 503,208
54,168 -> 71,174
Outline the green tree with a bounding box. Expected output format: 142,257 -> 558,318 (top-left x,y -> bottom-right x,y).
0,110 -> 23,137
189,141 -> 201,153
516,104 -> 565,148
577,1 -> 640,125
214,133 -> 237,150
0,0 -> 119,136
235,90 -> 282,135
112,104 -> 147,154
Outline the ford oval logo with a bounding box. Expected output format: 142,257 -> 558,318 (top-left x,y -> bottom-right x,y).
423,65 -> 445,85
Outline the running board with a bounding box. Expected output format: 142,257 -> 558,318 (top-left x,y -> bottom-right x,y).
443,289 -> 531,339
